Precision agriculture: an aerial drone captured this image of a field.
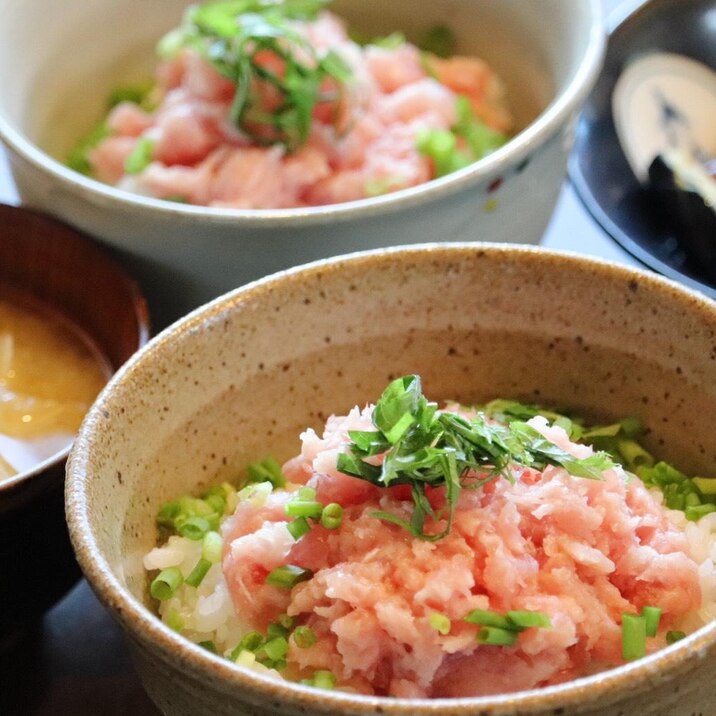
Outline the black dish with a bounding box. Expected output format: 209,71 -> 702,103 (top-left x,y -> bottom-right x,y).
569,0 -> 716,300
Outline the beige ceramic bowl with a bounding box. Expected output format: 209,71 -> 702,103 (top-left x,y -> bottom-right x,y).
0,0 -> 604,327
67,245 -> 716,715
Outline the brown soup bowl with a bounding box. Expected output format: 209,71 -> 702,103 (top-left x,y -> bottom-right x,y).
67,245 -> 716,714
0,204 -> 149,646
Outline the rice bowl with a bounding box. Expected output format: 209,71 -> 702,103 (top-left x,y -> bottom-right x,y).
66,244 -> 716,715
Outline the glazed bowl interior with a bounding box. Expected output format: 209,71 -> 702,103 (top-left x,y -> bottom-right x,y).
68,245 -> 716,715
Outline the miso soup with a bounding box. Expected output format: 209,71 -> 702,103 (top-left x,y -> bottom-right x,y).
0,286 -> 110,481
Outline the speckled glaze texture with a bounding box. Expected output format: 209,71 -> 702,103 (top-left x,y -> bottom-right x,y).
67,245 -> 716,715
0,0 -> 604,327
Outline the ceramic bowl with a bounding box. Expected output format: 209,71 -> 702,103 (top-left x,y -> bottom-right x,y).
0,0 -> 604,327
67,244 -> 716,715
0,204 -> 149,645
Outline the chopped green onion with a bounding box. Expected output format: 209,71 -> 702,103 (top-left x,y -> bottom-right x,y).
477,626 -> 519,646
177,516 -> 211,541
156,500 -> 181,528
693,477 -> 716,495
428,612 -> 451,635
370,32 -> 406,49
420,24 -> 455,58
617,439 -> 654,469
263,636 -> 289,661
266,565 -> 313,589
124,137 -> 155,175
666,630 -> 686,645
203,487 -> 227,515
287,516 -> 311,540
312,670 -> 337,690
293,625 -> 317,648
642,606 -> 662,638
107,82 -> 155,110
285,501 -> 323,519
464,609 -> 513,630
247,457 -> 286,489
686,504 -> 716,521
320,503 -> 343,530
198,640 -> 217,654
507,611 -> 553,629
267,622 -> 290,640
298,486 -> 317,500
185,557 -> 212,588
239,631 -> 264,653
66,122 -> 110,175
202,530 -> 223,563
234,649 -> 257,667
619,416 -> 644,438
622,613 -> 647,661
150,567 -> 184,601
166,608 -> 185,632
685,492 -> 702,508
277,613 -> 295,630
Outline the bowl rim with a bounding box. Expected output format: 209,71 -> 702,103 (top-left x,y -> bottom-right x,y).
67,243 -> 716,714
0,204 -> 151,500
0,0 -> 604,227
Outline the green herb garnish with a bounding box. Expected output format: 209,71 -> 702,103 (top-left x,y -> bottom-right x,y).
420,25 -> 455,58
336,375 -> 614,541
124,137 -> 156,174
417,96 -> 508,178
160,0 -> 351,151
66,122 -> 110,176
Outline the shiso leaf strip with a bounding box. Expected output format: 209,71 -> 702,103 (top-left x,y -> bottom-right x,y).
482,398 -> 716,523
159,0 -> 351,151
336,375 -> 615,541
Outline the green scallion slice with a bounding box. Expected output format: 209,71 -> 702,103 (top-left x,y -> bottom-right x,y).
150,567 -> 183,601
185,558 -> 212,588
312,670 -> 336,690
287,517 -> 311,540
177,516 -> 211,541
293,626 -> 317,649
464,609 -> 513,630
686,504 -> 716,522
263,636 -> 289,661
666,630 -> 686,645
506,611 -> 553,629
202,530 -> 223,563
198,640 -> 217,654
285,501 -> 323,519
622,613 -> 647,661
642,606 -> 662,638
477,626 -> 519,646
428,612 -> 451,635
124,136 -> 155,175
266,565 -> 313,589
320,503 -> 343,530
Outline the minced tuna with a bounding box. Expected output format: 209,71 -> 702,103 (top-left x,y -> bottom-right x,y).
81,2 -> 512,208
144,381 -> 711,698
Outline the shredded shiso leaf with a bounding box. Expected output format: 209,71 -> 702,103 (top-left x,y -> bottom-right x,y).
159,0 -> 351,150
336,375 -> 615,541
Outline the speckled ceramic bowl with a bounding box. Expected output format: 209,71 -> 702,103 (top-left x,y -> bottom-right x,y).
0,0 -> 604,328
67,245 -> 716,715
